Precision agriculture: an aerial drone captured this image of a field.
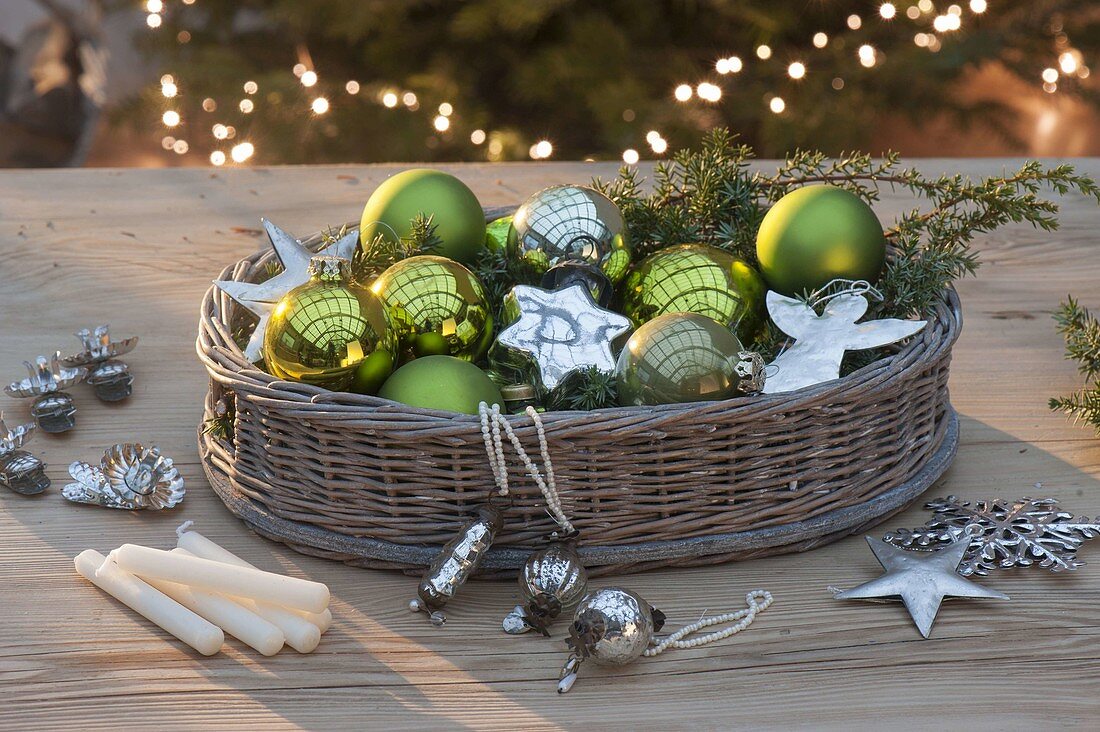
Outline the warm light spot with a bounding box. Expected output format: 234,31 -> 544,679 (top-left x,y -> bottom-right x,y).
212,123 -> 228,139
172,139 -> 189,155
146,0 -> 163,13
438,102 -> 454,117
769,96 -> 786,114
177,31 -> 191,43
292,63 -> 306,77
534,140 -> 553,158
726,56 -> 743,73
756,44 -> 772,60
674,83 -> 692,101
646,130 -> 661,144
969,0 -> 987,12
622,149 -> 640,165
161,81 -> 177,97
244,81 -> 258,95
788,61 -> 806,79
847,14 -> 862,30
210,151 -> 226,166
402,91 -> 418,107
914,33 -> 929,47
202,97 -> 216,112
239,99 -> 254,113
650,137 -> 668,154
716,58 -> 731,74
300,70 -> 318,87
880,3 -> 897,19
311,97 -> 329,114
382,91 -> 398,108
947,4 -> 962,15
345,80 -> 360,94
813,32 -> 828,48
1041,67 -> 1059,83
470,129 -> 486,145
146,13 -> 162,28
918,0 -> 933,11
162,110 -> 180,127
696,82 -> 722,102
906,5 -> 921,19
1043,81 -> 1058,94
160,136 -> 175,150
859,45 -> 877,67
831,77 -> 845,90
1059,51 -> 1080,75
225,125 -> 236,139
231,142 -> 254,163
433,115 -> 450,131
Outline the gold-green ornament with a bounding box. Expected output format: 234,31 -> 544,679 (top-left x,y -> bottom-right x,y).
359,169 -> 487,265
620,244 -> 767,343
486,215 -> 512,252
263,256 -> 397,392
378,355 -> 504,415
755,184 -> 886,297
508,185 -> 631,284
615,312 -> 747,406
369,255 -> 493,362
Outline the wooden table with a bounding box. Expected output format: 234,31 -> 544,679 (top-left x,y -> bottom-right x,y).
2,160 -> 1098,731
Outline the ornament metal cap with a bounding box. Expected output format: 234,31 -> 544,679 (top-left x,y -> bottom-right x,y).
308,255 -> 351,282
0,412 -> 49,495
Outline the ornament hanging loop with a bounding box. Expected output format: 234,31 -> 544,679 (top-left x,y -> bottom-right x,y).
807,278 -> 882,310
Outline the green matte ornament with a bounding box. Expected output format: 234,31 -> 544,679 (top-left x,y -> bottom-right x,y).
755,185 -> 886,297
615,312 -> 747,406
378,355 -> 504,414
368,255 -> 493,362
620,244 -> 766,343
359,169 -> 487,265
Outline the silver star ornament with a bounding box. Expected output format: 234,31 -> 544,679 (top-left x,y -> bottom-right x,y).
834,536 -> 1008,638
763,291 -> 927,394
496,283 -> 632,391
213,219 -> 358,362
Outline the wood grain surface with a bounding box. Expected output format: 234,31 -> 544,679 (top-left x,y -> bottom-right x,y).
1,160 -> 1098,731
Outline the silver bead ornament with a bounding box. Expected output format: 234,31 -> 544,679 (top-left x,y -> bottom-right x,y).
495,283 -> 632,392
0,413 -> 48,495
502,542 -> 588,636
5,353 -> 87,433
559,586 -> 666,693
410,504 -> 503,626
213,219 -> 358,362
62,443 -> 185,510
763,291 -> 927,394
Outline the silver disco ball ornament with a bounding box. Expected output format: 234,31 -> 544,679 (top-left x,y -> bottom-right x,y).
507,185 -> 631,284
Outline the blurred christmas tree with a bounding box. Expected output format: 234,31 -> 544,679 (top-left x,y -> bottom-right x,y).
114,0 -> 1098,165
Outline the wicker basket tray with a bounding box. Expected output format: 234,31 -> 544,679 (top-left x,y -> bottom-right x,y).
197,210 -> 961,576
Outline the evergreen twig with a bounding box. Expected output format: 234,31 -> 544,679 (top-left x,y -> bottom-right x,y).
1050,297 -> 1100,435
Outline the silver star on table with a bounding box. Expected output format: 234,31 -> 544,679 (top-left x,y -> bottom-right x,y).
833,536 -> 1008,638
213,219 -> 358,362
497,283 -> 632,391
763,292 -> 927,394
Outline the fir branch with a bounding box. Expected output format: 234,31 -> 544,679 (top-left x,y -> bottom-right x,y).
351,214 -> 442,282
1050,297 -> 1100,436
472,245 -> 540,325
544,367 -> 619,411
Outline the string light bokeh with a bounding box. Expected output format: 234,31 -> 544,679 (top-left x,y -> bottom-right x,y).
135,0 -> 1092,165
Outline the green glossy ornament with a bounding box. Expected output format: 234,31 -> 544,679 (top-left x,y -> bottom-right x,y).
615,312 -> 746,406
620,244 -> 766,342
755,185 -> 886,297
379,355 -> 504,414
359,169 -> 487,265
508,185 -> 631,283
486,215 -> 512,252
264,256 -> 397,392
369,255 -> 493,362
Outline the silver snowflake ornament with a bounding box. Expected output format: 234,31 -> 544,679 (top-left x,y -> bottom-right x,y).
496,283 -> 632,391
763,292 -> 926,394
833,535 -> 1008,638
213,219 -> 358,362
885,495 -> 1100,575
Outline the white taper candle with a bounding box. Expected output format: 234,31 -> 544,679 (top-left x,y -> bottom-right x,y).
75,549 -> 223,656
143,570 -> 286,656
177,530 -> 332,636
109,544 -> 330,614
171,547 -> 320,653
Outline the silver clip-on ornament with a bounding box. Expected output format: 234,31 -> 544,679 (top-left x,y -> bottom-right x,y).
558,587 -> 666,693
409,503 -> 504,626
62,443 -> 185,510
503,536 -> 588,637
5,354 -> 87,433
62,326 -> 138,402
0,412 -> 49,495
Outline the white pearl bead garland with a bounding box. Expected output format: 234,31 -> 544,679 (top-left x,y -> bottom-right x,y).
479,402 -> 574,535
643,589 -> 773,656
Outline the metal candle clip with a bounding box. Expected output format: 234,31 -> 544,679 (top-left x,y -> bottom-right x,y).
5,353 -> 86,433
62,443 -> 185,510
62,326 -> 138,402
0,412 -> 49,495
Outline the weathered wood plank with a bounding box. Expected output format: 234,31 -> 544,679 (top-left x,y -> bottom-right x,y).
1,160 -> 1099,730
